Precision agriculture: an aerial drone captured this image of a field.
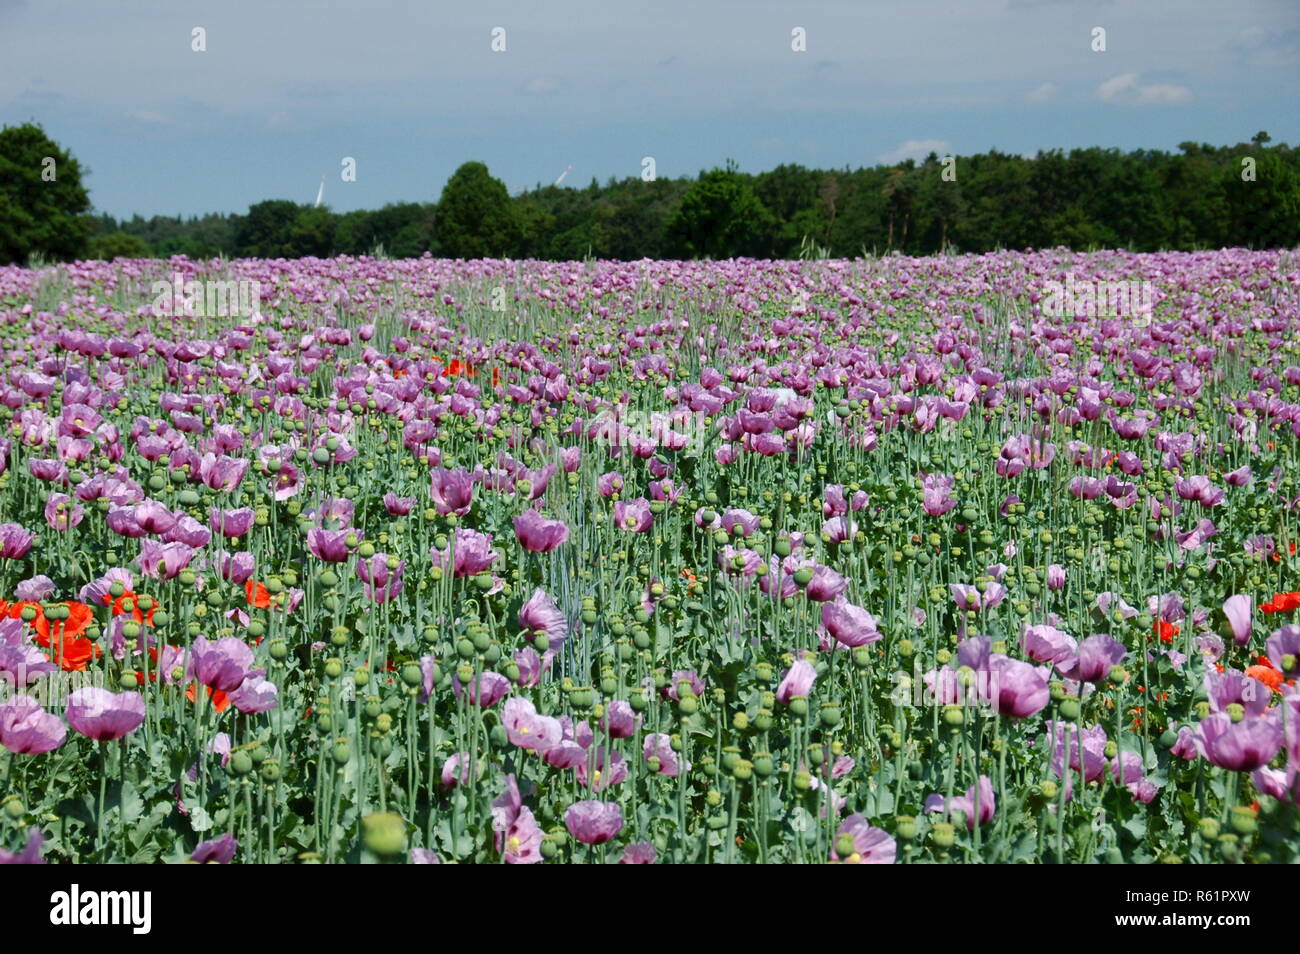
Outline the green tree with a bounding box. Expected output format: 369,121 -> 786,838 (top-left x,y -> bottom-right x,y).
666,164 -> 775,258
87,231 -> 151,260
234,200 -> 303,258
0,122 -> 93,264
434,162 -> 518,258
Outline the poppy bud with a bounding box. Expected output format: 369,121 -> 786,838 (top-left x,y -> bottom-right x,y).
1039,780 -> 1058,800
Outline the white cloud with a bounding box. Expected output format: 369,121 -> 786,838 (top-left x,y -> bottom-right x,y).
878,138 -> 952,164
1096,73 -> 1190,105
1025,82 -> 1058,103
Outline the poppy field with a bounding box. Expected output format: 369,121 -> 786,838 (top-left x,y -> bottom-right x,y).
1,249 -> 1298,864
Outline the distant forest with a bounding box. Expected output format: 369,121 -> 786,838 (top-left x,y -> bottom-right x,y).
87,135 -> 1299,261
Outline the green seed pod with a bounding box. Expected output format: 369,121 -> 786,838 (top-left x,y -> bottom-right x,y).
260,759 -> 282,782
361,812 -> 406,856
896,815 -> 917,840
230,751 -> 254,776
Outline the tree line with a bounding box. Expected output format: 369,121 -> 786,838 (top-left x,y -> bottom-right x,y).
3,121 -> 1297,265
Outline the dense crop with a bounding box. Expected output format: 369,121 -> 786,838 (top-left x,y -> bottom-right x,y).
0,250 -> 1298,864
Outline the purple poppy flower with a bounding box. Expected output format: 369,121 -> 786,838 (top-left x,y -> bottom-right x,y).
164,514 -> 211,548
382,493 -> 414,516
577,748 -> 628,792
1056,634 -> 1126,683
430,528 -> 499,578
643,732 -> 688,776
821,600 -> 882,648
502,696 -> 563,753
665,669 -> 705,702
599,700 -> 641,739
925,775 -> 996,829
619,842 -> 656,864
805,565 -> 847,602
0,695 -> 66,754
491,775 -> 543,864
564,800 -> 623,845
720,508 -> 760,537
1196,711 -> 1283,772
597,471 -> 624,497
614,497 -> 654,533
65,688 -> 146,741
987,656 -> 1050,718
0,523 -> 36,559
513,510 -> 570,553
518,588 -> 567,649
137,540 -> 196,580
209,507 -> 255,539
44,493 -> 84,531
13,575 -> 55,602
1222,594 -> 1252,646
430,467 -> 474,516
197,454 -> 249,492
921,473 -> 956,516
0,828 -> 45,864
1204,669 -> 1270,718
1224,465 -> 1252,487
452,670 -> 510,707
1021,624 -> 1076,665
356,553 -> 406,602
133,500 -> 177,535
218,551 -> 255,585
191,636 -> 254,693
1046,720 -> 1108,789
229,674 -> 279,714
411,848 -> 443,864
830,814 -> 896,864
776,658 -> 818,703
1266,625 -> 1300,676
307,527 -> 353,563
1044,564 -> 1066,590
191,833 -> 238,864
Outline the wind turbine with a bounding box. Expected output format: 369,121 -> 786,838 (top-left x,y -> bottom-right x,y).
314,175 -> 326,208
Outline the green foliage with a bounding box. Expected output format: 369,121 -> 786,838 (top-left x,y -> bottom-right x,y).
234,200 -> 305,259
666,165 -> 776,258
76,137 -> 1300,261
433,162 -> 518,259
86,231 -> 151,261
0,122 -> 93,265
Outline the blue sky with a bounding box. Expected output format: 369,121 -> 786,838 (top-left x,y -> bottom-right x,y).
1,0 -> 1296,218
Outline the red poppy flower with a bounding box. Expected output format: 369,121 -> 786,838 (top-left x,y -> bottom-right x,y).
245,580 -> 271,609
1153,619 -> 1179,643
1261,591 -> 1300,614
185,682 -> 231,713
